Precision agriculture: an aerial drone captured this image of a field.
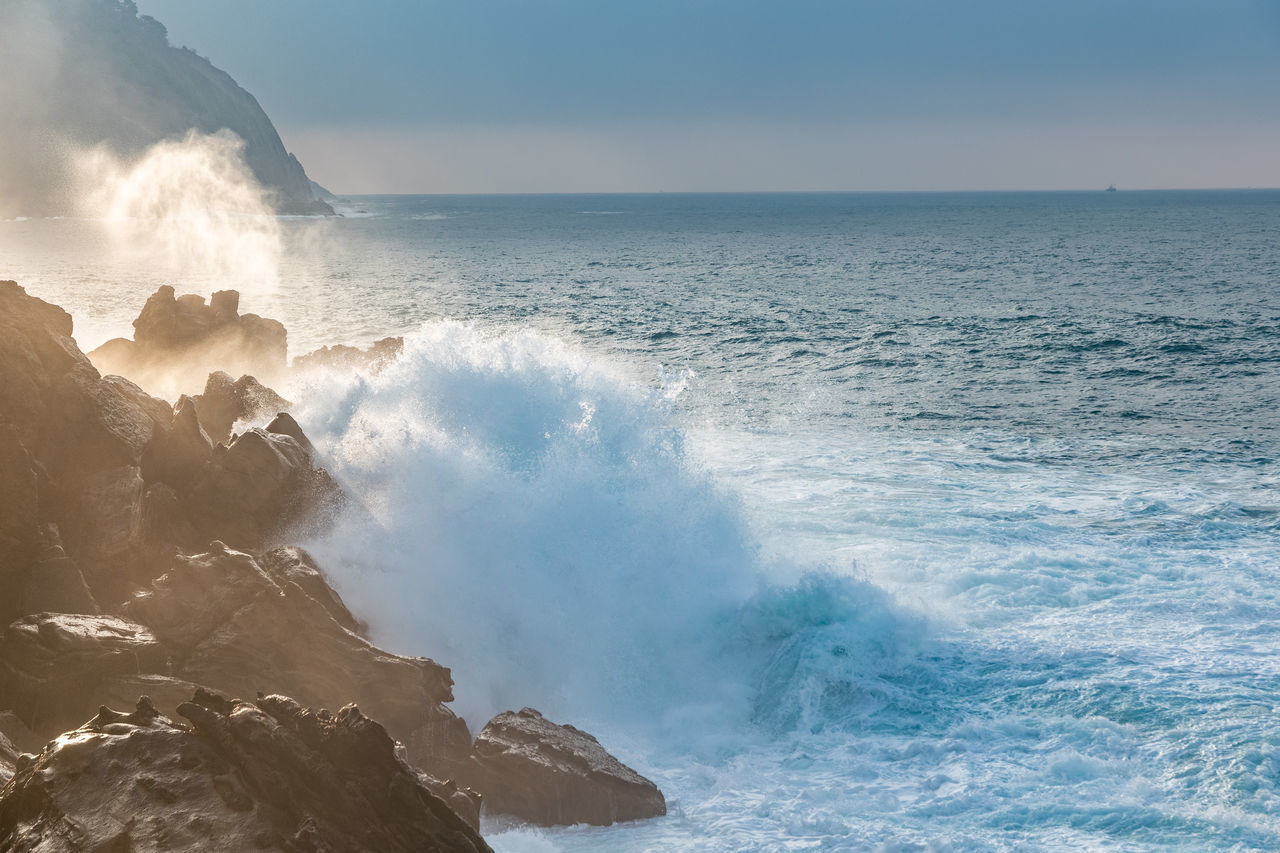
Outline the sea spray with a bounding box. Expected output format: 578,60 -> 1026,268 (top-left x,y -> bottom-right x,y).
77,130 -> 283,301
288,319 -> 920,747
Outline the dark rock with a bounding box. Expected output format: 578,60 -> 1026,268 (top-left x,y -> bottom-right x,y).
467,707 -> 667,827
193,370 -> 291,445
258,546 -> 364,636
19,526 -> 99,616
121,543 -> 472,775
0,427 -> 40,622
141,394 -> 212,490
295,336 -> 406,373
185,424 -> 338,549
0,614 -> 167,736
0,693 -> 490,852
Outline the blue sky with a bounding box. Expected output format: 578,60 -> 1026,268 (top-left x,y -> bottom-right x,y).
137,0 -> 1280,192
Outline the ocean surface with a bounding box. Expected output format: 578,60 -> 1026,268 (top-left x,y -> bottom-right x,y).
4,190 -> 1280,850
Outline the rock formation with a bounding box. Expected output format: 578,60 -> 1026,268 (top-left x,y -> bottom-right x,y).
0,692 -> 492,852
294,337 -> 406,373
90,286 -> 289,397
0,0 -> 331,216
0,280 -> 668,844
466,708 -> 667,826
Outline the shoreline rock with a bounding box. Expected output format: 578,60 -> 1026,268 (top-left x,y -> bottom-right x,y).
0,280 -> 668,844
0,693 -> 492,852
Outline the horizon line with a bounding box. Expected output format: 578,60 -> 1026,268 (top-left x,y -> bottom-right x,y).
327,186 -> 1280,198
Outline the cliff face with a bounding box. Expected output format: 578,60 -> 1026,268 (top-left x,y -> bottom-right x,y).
0,0 -> 331,216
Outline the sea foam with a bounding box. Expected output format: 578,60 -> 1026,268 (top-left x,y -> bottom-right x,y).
288,319 -> 917,746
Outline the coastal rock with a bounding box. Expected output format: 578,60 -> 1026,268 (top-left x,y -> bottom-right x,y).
141,394 -> 213,490
193,370 -> 291,445
259,546 -> 364,636
295,336 -> 406,373
18,527 -> 99,616
0,693 -> 491,852
88,287 -> 289,397
0,427 -> 40,621
184,421 -> 339,549
121,543 -> 472,775
0,614 -> 166,736
467,707 -> 667,826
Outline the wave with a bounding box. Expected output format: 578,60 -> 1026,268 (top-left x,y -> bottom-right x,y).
287,320 -> 917,741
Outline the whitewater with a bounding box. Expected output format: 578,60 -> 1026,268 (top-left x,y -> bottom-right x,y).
4,190 -> 1280,850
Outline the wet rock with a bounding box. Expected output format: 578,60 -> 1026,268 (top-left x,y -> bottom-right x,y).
121,543 -> 471,774
185,423 -> 339,549
88,286 -> 289,397
0,693 -> 491,852
193,370 -> 291,446
259,546 -> 364,636
467,707 -> 667,827
0,614 -> 166,736
294,336 -> 405,373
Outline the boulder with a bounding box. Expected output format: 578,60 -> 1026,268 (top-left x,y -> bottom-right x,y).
467,708 -> 667,827
184,422 -> 339,549
121,543 -> 472,775
0,614 -> 167,736
193,370 -> 291,446
88,286 -> 289,397
0,693 -> 492,852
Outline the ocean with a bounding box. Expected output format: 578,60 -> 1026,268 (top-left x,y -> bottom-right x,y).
4,190 -> 1280,850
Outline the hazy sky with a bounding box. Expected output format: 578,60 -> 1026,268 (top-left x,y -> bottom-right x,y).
136,0 -> 1280,193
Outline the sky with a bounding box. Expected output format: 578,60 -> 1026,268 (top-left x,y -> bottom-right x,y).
136,0 -> 1280,193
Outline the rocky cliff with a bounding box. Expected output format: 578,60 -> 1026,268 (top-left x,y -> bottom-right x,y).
0,0 -> 331,216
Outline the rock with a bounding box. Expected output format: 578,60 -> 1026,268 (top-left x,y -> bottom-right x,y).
294,336 -> 406,373
18,526 -> 99,616
121,543 -> 472,775
259,546 -> 364,636
0,614 -> 167,736
141,394 -> 212,490
0,426 -> 40,622
193,371 -> 292,445
185,423 -> 338,549
88,287 -> 290,398
0,693 -> 490,852
467,708 -> 667,827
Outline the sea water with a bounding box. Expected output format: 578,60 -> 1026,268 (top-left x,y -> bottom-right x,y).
4,191 -> 1280,850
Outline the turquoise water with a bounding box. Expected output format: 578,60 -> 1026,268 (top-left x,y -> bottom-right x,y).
5,191 -> 1280,850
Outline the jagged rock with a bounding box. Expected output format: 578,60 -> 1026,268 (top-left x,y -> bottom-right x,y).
18,526 -> 99,616
295,336 -> 405,373
88,287 -> 289,398
121,543 -> 472,775
193,371 -> 291,445
259,546 -> 364,636
0,614 -> 167,736
0,693 -> 490,852
184,420 -> 339,549
467,708 -> 667,827
141,394 -> 212,490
